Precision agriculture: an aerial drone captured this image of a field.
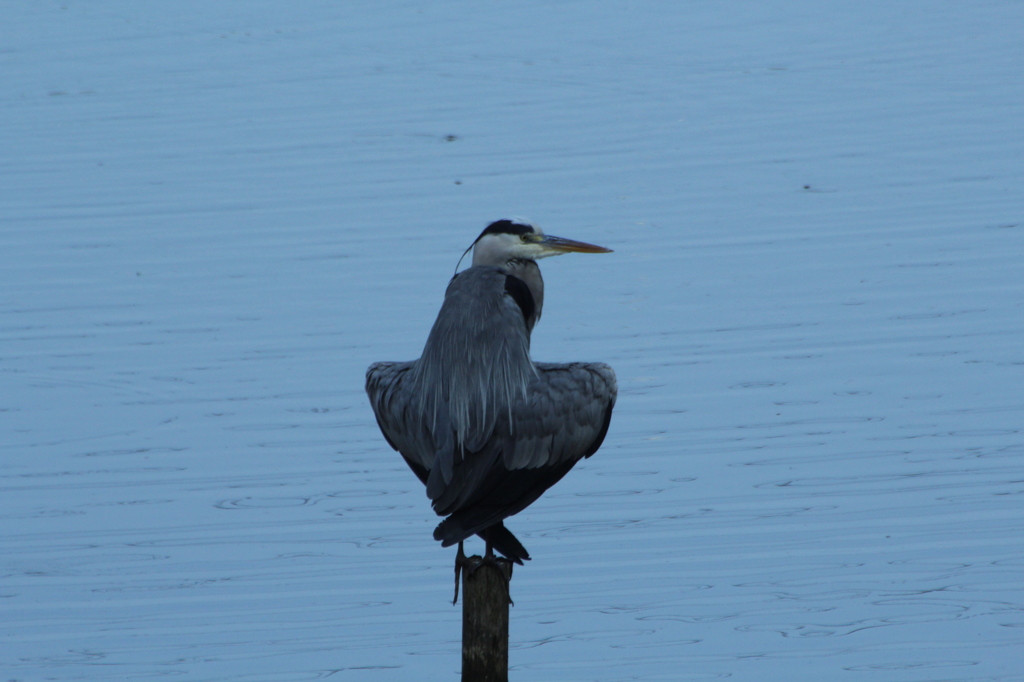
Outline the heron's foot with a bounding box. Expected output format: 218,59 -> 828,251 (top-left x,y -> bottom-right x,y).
463,549 -> 515,606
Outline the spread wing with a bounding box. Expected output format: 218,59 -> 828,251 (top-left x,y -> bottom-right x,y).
430,361 -> 617,545
507,362 -> 617,470
365,360 -> 434,481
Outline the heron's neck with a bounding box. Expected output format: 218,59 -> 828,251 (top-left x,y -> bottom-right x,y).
502,260 -> 544,329
470,240 -> 545,328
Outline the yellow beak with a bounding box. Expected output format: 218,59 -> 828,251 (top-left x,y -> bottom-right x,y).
539,235 -> 613,254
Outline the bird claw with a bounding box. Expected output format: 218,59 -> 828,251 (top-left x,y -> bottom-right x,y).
451,542 -> 514,605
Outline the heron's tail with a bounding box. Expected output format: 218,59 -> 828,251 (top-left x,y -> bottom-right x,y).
434,518 -> 530,565
477,522 -> 530,565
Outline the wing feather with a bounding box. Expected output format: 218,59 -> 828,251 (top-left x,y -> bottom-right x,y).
507,362 -> 616,470
365,361 -> 434,473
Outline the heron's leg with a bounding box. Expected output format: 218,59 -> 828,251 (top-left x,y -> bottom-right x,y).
452,541 -> 467,605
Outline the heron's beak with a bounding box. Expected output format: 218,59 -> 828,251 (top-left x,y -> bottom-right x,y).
538,235 -> 613,254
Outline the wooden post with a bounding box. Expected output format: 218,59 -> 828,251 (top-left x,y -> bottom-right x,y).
461,556 -> 513,682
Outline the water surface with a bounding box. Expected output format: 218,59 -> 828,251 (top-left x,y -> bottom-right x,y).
2,2 -> 1022,680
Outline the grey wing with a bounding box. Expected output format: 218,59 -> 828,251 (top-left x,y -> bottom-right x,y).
506,362 -> 617,470
365,361 -> 439,478
432,361 -> 616,545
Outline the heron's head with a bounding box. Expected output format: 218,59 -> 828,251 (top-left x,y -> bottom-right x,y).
470,219 -> 612,267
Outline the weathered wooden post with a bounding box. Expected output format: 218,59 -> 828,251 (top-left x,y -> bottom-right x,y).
461,556 -> 513,682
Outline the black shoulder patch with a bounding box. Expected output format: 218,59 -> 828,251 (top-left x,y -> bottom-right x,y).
477,219 -> 534,240
503,274 -> 535,325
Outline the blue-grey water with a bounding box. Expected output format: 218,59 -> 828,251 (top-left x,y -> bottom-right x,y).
3,2 -> 1022,680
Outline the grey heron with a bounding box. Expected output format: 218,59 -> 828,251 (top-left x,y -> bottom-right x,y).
366,219 -> 617,584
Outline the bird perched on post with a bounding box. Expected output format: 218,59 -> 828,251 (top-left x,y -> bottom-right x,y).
366,219 -> 616,591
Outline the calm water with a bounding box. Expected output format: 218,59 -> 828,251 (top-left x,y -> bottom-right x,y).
3,2 -> 1023,680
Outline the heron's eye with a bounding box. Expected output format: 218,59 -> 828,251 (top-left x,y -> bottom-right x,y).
520,234 -> 530,242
